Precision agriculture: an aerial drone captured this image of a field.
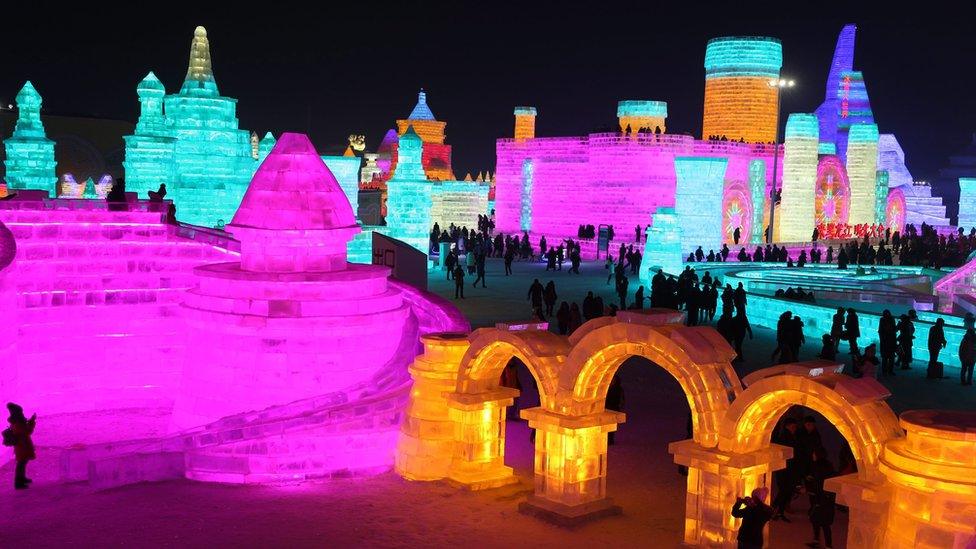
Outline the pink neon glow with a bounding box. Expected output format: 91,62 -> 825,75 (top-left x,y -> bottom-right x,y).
1,134 -> 467,484
495,134 -> 780,256
815,156 -> 851,225
722,180 -> 752,243
886,188 -> 907,233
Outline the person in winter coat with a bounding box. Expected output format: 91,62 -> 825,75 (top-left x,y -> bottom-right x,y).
6,403 -> 36,490
731,487 -> 773,549
878,310 -> 898,376
897,314 -> 916,369
805,447 -> 836,548
543,281 -> 558,317
960,328 -> 976,386
731,312 -> 753,362
830,307 -> 845,353
927,318 -> 948,379
555,302 -> 570,335
844,309 -> 861,358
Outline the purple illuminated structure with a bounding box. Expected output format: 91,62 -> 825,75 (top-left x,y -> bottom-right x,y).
0,133 -> 467,484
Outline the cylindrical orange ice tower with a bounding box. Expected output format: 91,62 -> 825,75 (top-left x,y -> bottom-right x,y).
702,36 -> 783,143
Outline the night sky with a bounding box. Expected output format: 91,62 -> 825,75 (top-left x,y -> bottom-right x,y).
2,4 -> 974,181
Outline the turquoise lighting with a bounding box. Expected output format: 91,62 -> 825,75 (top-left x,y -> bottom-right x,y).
785,113 -> 820,139
818,142 -> 837,155
848,123 -> 880,143
322,154 -> 362,220
123,27 -> 255,228
641,206 -> 683,281
383,126 -> 432,253
749,159 -> 766,244
674,156 -> 728,254
514,106 -> 537,116
520,159 -> 534,232
617,100 -> 668,118
257,132 -> 276,163
704,37 -> 782,79
875,170 -> 889,224
3,82 -> 57,195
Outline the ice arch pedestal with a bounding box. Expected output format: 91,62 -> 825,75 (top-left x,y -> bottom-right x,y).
171,133 -> 411,431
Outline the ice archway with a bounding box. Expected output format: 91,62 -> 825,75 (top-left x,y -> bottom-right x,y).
396,310 -> 976,547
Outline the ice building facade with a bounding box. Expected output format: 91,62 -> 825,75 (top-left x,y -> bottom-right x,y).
496,25 -> 951,255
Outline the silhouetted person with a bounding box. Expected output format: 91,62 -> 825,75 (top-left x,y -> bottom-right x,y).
879,310 -> 898,375
472,253 -> 487,288
605,372 -> 624,445
527,279 -> 544,316
616,275 -> 629,310
633,285 -> 645,310
806,447 -> 836,549
568,303 -> 583,333
818,334 -> 837,361
148,183 -> 167,201
5,403 -> 36,490
844,309 -> 860,357
452,265 -> 465,299
771,418 -> 799,521
733,226 -> 741,245
897,314 -> 915,369
960,327 -> 976,385
731,487 -> 773,549
927,318 -> 947,379
555,302 -> 570,335
796,415 -> 822,479
731,312 -> 753,362
543,281 -> 557,317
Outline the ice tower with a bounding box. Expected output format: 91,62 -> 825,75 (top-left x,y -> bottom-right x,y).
847,123 -> 880,225
674,157 -> 727,254
123,26 -> 255,228
702,37 -> 783,143
780,114 -> 819,241
393,90 -> 454,181
3,82 -> 57,195
384,127 -> 432,254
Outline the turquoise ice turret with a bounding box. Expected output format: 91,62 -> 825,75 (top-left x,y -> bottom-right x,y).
383,126 -> 432,253
640,207 -> 684,283
257,132 -> 276,164
123,72 -> 177,199
3,82 -> 57,195
123,26 -> 255,228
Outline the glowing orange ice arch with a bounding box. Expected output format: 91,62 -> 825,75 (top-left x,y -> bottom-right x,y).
396,311 -> 976,546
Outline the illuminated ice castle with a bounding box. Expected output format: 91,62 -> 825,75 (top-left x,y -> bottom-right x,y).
3,82 -> 57,195
496,25 -> 949,261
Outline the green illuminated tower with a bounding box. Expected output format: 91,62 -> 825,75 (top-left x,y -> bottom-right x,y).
3,82 -> 57,195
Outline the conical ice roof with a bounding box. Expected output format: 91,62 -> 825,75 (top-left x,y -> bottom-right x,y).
407,89 -> 436,120
231,133 -> 356,231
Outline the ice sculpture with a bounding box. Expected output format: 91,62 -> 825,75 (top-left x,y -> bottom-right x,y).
514,106 -> 537,141
123,27 -> 255,228
257,131 -> 276,163
3,82 -> 57,196
640,206 -> 683,280
780,114 -> 819,241
394,90 -> 454,181
170,133 -> 410,431
702,37 -> 782,143
874,170 -> 889,225
722,180 -> 752,244
748,160 -> 766,243
958,178 -> 976,230
320,152 -> 362,219
617,100 -> 667,133
383,126 -> 433,254
847,123 -> 880,224
675,157 -> 727,254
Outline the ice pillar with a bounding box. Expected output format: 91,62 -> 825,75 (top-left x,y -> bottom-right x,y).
779,113 -> 819,242
846,123 -> 880,225
641,207 -> 683,282
674,156 -> 727,256
383,126 -> 432,253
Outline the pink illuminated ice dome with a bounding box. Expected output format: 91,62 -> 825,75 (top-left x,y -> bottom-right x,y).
228,132 -> 361,273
